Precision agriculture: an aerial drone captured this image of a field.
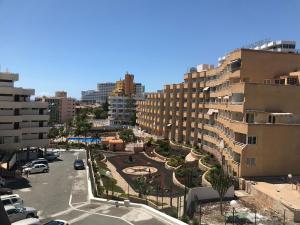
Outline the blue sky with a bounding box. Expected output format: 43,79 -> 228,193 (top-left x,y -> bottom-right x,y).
0,0 -> 299,99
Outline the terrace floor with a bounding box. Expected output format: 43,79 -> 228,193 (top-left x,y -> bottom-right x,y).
107,152 -> 185,197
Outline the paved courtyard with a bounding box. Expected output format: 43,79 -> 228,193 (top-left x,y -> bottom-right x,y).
6,150 -> 173,225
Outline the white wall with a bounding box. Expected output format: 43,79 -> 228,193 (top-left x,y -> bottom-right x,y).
186,186 -> 234,209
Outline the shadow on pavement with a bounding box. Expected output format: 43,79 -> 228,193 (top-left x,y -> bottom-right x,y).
6,177 -> 32,190
48,158 -> 64,163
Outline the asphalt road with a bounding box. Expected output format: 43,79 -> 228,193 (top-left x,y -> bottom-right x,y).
7,150 -> 170,225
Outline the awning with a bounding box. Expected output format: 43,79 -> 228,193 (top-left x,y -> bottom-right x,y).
230,59 -> 241,64
203,87 -> 210,91
207,109 -> 214,115
218,97 -> 222,99
271,113 -> 292,116
207,109 -> 219,115
223,95 -> 229,100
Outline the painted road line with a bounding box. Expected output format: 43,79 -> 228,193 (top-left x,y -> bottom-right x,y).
49,202 -> 89,218
68,193 -> 134,225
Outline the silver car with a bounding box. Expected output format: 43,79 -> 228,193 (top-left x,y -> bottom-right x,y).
24,164 -> 49,174
5,205 -> 38,223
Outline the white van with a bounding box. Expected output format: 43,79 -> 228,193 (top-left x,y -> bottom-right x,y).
11,218 -> 41,225
0,194 -> 23,207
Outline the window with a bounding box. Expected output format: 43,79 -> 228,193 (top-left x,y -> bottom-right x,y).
247,136 -> 257,144
287,77 -> 298,85
264,79 -> 271,84
2,199 -> 11,205
246,113 -> 254,123
11,198 -> 18,203
246,158 -> 256,167
275,79 -> 285,85
268,115 -> 275,123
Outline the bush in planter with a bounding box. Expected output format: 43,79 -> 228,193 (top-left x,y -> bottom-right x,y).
167,156 -> 184,167
181,214 -> 189,223
167,158 -> 179,167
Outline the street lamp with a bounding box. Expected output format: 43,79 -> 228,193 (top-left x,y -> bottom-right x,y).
230,200 -> 238,225
288,173 -> 293,188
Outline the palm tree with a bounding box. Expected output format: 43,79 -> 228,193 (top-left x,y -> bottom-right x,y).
210,167 -> 234,215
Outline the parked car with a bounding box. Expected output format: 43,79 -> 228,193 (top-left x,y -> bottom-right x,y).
0,187 -> 13,195
43,220 -> 69,225
0,176 -> 6,187
73,159 -> 85,170
1,194 -> 23,207
24,164 -> 49,174
12,218 -> 42,225
44,152 -> 59,161
5,205 -> 38,223
22,159 -> 48,170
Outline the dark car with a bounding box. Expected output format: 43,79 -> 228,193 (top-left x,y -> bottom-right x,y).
73,159 -> 85,170
0,188 -> 13,195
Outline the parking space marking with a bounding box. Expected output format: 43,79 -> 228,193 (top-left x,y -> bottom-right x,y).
68,193 -> 134,225
50,202 -> 89,217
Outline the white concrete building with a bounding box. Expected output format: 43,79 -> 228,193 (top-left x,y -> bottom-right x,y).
0,72 -> 50,169
108,96 -> 143,127
81,82 -> 115,104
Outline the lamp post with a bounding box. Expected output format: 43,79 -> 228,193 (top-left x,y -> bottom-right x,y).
288,173 -> 293,189
230,200 -> 237,225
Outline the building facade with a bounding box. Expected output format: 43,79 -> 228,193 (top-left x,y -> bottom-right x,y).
137,41 -> 300,177
0,72 -> 49,161
81,82 -> 115,104
108,73 -> 144,126
36,92 -> 75,124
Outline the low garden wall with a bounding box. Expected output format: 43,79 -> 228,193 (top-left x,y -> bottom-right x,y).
169,140 -> 192,153
198,157 -> 211,172
202,170 -> 212,187
165,161 -> 181,171
153,148 -> 168,161
190,149 -> 202,159
172,171 -> 186,190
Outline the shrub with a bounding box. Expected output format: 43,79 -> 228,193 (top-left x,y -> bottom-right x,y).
181,214 -> 189,223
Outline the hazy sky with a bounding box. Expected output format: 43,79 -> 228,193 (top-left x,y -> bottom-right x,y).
0,0 -> 299,99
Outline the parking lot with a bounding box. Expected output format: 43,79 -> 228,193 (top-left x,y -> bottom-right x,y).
5,150 -> 172,225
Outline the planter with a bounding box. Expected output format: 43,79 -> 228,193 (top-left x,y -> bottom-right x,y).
202,170 -> 212,187
172,172 -> 186,190
169,140 -> 191,153
165,161 -> 181,171
100,154 -> 107,163
190,149 -> 202,159
198,157 -> 211,172
153,149 -> 168,162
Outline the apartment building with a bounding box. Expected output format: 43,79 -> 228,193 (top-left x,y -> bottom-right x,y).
0,72 -> 49,166
81,82 -> 116,104
109,73 -> 144,126
36,91 -> 75,124
137,40 -> 300,177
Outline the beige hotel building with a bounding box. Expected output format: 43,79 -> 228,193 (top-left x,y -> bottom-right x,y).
0,72 -> 49,168
137,40 -> 300,177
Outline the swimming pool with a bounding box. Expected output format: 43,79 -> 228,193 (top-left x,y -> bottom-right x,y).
67,137 -> 101,143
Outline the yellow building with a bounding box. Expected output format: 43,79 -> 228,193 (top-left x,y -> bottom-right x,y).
137,42 -> 300,177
